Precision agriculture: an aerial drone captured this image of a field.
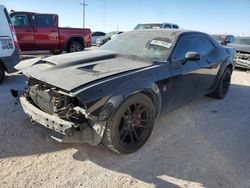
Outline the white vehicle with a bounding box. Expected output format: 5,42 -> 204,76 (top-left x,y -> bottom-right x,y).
134,23 -> 180,30
0,4 -> 20,83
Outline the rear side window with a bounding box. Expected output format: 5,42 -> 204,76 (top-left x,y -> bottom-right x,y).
35,15 -> 55,27
199,37 -> 215,55
173,35 -> 215,60
3,8 -> 12,24
163,24 -> 172,29
172,25 -> 179,29
11,14 -> 30,27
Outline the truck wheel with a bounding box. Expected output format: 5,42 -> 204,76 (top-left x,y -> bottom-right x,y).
102,93 -> 155,154
50,49 -> 62,55
208,68 -> 232,99
0,64 -> 5,84
67,41 -> 84,53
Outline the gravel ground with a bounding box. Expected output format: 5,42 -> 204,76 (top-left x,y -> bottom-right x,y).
0,67 -> 250,188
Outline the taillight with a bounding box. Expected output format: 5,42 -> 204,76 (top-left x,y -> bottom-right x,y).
9,23 -> 19,49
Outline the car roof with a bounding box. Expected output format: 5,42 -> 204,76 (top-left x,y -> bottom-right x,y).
138,22 -> 177,25
126,29 -> 207,38
10,11 -> 58,16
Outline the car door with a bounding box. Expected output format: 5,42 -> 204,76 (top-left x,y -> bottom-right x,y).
33,14 -> 59,50
161,34 -> 218,113
10,13 -> 35,50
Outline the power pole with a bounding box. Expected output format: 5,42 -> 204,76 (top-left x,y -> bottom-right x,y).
80,0 -> 88,28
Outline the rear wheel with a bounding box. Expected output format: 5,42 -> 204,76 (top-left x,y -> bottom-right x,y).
0,64 -> 5,84
67,41 -> 84,53
209,68 -> 232,99
102,93 -> 155,154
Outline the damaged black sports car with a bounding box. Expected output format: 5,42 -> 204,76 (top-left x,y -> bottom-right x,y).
13,30 -> 236,154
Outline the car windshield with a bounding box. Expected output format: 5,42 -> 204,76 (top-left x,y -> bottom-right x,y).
134,24 -> 163,30
231,37 -> 250,45
100,31 -> 174,62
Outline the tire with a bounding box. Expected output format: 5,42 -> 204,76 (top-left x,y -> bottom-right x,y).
209,68 -> 232,99
102,93 -> 156,154
0,64 -> 5,84
50,49 -> 62,55
67,40 -> 84,53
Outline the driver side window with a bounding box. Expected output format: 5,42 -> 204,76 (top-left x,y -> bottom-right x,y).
173,35 -> 215,61
173,36 -> 200,60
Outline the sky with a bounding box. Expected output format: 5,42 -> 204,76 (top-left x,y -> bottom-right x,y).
1,0 -> 250,36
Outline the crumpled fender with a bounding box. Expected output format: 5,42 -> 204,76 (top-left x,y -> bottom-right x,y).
107,78 -> 162,119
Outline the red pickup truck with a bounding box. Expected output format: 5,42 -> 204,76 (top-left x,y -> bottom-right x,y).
10,11 -> 91,54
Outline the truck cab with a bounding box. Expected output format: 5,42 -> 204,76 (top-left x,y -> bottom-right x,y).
10,12 -> 59,51
10,11 -> 91,54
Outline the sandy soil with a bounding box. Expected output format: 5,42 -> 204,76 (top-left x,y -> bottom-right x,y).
0,69 -> 250,188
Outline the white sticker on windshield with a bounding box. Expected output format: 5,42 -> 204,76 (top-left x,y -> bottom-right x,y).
150,40 -> 172,48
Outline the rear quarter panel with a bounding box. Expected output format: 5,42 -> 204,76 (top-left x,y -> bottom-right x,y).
209,45 -> 236,92
59,28 -> 92,49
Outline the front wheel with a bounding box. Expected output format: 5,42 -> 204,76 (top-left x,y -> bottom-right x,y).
0,64 -> 5,84
102,93 -> 156,154
209,68 -> 232,99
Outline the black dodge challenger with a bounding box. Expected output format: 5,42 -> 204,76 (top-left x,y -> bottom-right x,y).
13,30 -> 236,154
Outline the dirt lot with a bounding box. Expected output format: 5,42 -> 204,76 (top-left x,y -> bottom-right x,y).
0,64 -> 250,187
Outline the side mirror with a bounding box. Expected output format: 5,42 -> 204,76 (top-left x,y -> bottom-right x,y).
182,52 -> 200,65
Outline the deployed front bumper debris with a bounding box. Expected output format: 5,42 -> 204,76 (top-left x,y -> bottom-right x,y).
14,86 -> 106,145
20,96 -> 75,136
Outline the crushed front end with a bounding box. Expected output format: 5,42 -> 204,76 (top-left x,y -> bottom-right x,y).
16,78 -> 107,145
235,52 -> 250,69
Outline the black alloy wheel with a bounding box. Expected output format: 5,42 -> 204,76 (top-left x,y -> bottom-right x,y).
118,103 -> 153,148
102,93 -> 155,154
221,69 -> 231,96
208,67 -> 232,99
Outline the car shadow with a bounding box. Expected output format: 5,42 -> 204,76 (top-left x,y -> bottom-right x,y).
71,83 -> 250,187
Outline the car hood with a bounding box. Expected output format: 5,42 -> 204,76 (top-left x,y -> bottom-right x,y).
16,50 -> 153,92
227,43 -> 250,53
